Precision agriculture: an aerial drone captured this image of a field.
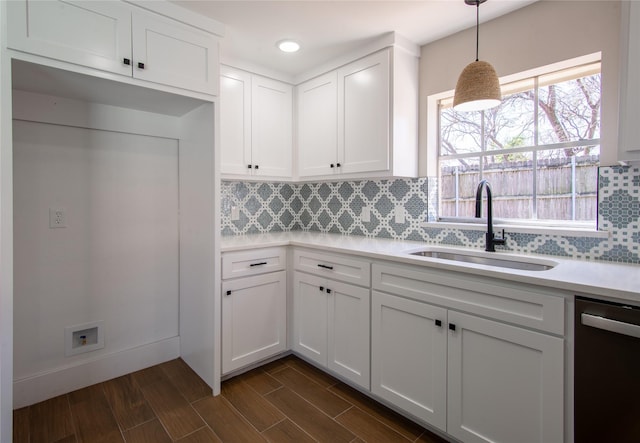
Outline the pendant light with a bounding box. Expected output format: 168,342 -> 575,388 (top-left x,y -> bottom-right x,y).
453,0 -> 501,112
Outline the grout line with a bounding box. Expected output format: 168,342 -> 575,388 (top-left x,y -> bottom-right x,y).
259,416 -> 287,434
129,374 -> 176,442
190,400 -> 225,442
333,404 -> 354,421
218,387 -> 269,436
64,393 -> 80,443
100,382 -> 128,442
175,424 -> 208,442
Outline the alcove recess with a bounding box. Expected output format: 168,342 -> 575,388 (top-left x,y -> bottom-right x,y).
11,59 -> 219,408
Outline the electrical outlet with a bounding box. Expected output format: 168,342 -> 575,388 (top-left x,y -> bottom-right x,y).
49,208 -> 67,228
361,206 -> 371,223
395,206 -> 405,224
231,206 -> 240,221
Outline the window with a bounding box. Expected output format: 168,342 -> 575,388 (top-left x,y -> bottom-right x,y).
438,62 -> 601,226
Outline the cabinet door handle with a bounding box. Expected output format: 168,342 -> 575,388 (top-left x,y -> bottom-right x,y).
123,58 -> 131,65
336,163 -> 341,167
254,165 -> 259,170
137,62 -> 145,69
317,264 -> 334,270
449,323 -> 456,331
319,286 -> 324,292
435,319 -> 442,327
247,164 -> 252,169
249,262 -> 267,267
226,290 -> 232,296
326,288 -> 332,294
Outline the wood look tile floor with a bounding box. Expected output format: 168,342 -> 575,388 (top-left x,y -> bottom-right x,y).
13,355 -> 448,443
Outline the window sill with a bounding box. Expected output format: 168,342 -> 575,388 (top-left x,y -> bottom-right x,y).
420,220 -> 610,239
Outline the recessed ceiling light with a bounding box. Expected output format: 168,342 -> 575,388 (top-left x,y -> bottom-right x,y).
277,40 -> 300,53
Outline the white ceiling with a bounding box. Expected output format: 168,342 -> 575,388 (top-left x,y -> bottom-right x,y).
172,0 -> 537,79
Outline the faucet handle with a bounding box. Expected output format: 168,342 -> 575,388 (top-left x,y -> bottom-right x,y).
494,229 -> 506,245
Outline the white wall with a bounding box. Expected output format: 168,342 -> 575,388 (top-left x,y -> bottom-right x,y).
12,116 -> 180,405
419,0 -> 621,175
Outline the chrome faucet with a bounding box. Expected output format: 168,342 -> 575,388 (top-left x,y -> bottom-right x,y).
475,180 -> 506,252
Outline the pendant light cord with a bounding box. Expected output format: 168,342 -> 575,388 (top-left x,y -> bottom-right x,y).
475,0 -> 480,61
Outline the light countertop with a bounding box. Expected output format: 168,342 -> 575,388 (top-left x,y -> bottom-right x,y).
221,232 -> 640,304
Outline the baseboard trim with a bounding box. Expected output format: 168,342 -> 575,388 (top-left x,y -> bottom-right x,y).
13,336 -> 180,409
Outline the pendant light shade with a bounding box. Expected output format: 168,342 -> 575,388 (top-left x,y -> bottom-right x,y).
453,60 -> 501,111
453,0 -> 501,112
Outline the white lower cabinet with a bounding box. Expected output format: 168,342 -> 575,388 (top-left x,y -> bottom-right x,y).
292,271 -> 370,389
371,291 -> 447,429
222,249 -> 287,374
447,311 -> 564,443
371,263 -> 565,443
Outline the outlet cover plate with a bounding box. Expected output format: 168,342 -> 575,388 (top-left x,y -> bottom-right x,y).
49,207 -> 67,228
65,320 -> 104,356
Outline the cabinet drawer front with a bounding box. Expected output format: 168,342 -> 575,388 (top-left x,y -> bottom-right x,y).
372,263 -> 565,335
222,247 -> 286,279
8,0 -> 133,76
293,248 -> 370,286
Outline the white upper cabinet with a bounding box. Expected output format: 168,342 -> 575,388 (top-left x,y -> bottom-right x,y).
618,0 -> 640,163
220,66 -> 293,179
7,1 -> 133,76
338,50 -> 390,175
251,76 -> 293,177
296,47 -> 418,180
297,71 -> 338,177
220,67 -> 252,175
131,11 -> 219,95
7,0 -> 219,96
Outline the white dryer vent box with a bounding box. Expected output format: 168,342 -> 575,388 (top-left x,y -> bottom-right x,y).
65,320 -> 105,356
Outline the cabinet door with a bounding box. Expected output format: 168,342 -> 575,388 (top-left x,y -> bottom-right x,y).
371,291 -> 447,430
132,11 -> 219,95
7,0 -> 132,76
220,67 -> 252,175
251,76 -> 293,177
222,271 -> 287,374
337,50 -> 390,174
327,280 -> 370,390
618,0 -> 640,162
447,311 -> 564,443
297,72 -> 338,177
292,272 -> 328,366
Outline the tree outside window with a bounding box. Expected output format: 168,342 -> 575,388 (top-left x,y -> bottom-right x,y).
438,62 -> 601,225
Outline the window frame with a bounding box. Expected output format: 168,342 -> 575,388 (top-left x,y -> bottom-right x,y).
430,54 -> 602,229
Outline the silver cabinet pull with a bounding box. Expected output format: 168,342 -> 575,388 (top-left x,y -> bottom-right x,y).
581,313 -> 640,339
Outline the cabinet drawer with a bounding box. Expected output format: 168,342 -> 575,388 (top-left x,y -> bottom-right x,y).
222,247 -> 286,279
293,248 -> 370,286
372,262 -> 565,335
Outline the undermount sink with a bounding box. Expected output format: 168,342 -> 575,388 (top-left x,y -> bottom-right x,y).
407,248 -> 557,271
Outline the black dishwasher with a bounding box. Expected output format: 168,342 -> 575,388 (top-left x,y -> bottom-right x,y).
575,296 -> 640,442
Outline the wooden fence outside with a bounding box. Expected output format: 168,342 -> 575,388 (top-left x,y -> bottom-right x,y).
440,156 -> 599,221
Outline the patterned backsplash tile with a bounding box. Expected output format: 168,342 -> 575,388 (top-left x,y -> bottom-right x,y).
221,166 -> 640,264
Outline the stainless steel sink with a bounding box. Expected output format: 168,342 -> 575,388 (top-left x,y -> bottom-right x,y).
408,249 -> 556,271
